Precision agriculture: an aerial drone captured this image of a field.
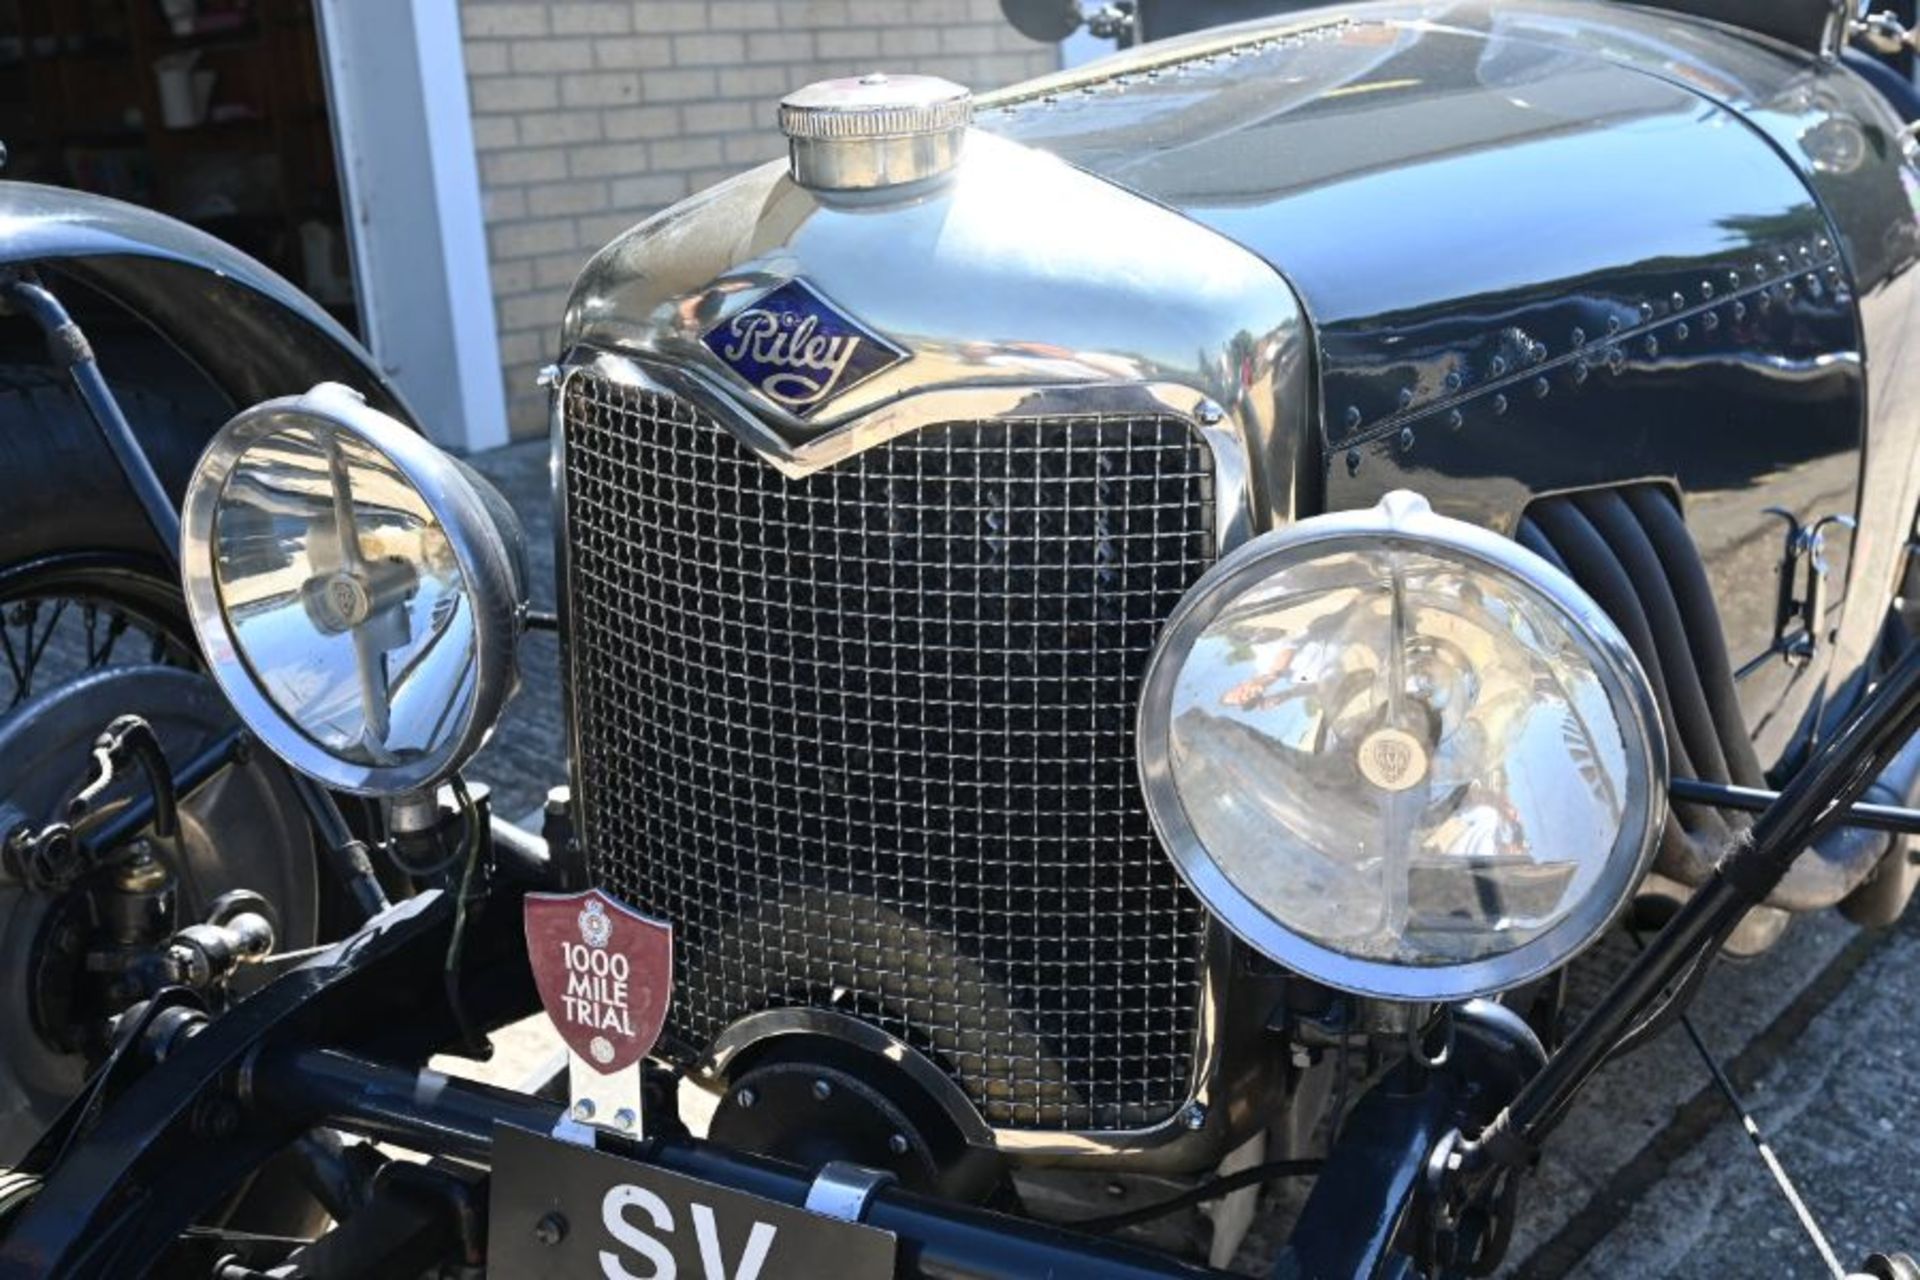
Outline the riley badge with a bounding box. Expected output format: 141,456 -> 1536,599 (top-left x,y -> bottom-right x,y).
524,889 -> 672,1075
701,278 -> 908,418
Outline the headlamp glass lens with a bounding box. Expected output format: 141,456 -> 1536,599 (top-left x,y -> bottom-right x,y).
210,423 -> 476,768
1165,539 -> 1639,973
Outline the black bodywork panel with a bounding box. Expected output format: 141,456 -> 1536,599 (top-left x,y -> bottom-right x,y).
986,0 -> 1920,764
0,180 -> 414,427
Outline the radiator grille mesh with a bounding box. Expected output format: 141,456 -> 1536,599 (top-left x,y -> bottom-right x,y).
562,369 -> 1214,1130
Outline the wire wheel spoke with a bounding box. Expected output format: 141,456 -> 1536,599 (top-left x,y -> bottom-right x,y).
1,593 -> 194,709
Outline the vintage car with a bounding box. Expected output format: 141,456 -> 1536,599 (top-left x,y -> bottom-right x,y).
3,0 -> 1920,1276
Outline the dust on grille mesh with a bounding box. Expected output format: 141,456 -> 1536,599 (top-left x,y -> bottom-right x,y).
562,371 -> 1214,1131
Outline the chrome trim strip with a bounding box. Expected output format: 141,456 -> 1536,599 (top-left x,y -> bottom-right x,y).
804,1163 -> 897,1223
553,348 -> 1258,1167
569,347 -> 1254,542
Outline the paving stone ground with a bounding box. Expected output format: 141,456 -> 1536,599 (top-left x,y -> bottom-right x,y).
461,438 -> 1920,1278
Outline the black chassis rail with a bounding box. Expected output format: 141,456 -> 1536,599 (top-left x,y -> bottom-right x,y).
0,805 -> 1542,1280
0,818 -> 1252,1280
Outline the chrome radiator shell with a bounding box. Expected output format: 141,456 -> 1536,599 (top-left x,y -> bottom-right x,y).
552,126 -> 1306,1167
553,354 -> 1280,1165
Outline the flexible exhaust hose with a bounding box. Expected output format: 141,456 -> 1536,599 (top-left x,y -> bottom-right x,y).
1517,486 -> 1920,912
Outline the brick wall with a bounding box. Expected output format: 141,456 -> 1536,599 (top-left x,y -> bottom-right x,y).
460,1 -> 1056,439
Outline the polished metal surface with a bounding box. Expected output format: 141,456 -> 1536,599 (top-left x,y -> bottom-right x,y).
181,384 -> 525,795
983,0 -> 1900,770
556,123 -> 1304,1163
559,361 -> 1213,1135
546,0 -> 1920,1174
562,128 -> 1310,526
1136,491 -> 1667,1000
803,1162 -> 898,1223
779,74 -> 972,191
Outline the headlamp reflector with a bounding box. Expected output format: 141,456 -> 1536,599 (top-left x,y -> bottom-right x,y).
1138,491 -> 1664,1000
181,384 -> 525,796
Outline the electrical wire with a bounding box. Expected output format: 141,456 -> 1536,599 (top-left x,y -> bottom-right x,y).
442,777 -> 491,1060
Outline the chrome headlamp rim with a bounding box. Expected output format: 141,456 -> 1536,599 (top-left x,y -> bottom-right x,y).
1137,490 -> 1668,1002
180,382 -> 523,796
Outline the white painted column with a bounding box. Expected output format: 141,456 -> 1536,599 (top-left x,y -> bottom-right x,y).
316,0 -> 508,453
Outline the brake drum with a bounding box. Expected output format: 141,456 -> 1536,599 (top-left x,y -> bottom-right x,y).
0,664 -> 314,1162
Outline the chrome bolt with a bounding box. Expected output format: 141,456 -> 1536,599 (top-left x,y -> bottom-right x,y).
888,1133 -> 910,1156
572,1098 -> 596,1121
735,1087 -> 757,1109
812,1079 -> 833,1101
1197,400 -> 1225,426
1183,1103 -> 1207,1131
1398,427 -> 1415,452
1345,448 -> 1361,476
534,1212 -> 569,1246
614,1108 -> 637,1131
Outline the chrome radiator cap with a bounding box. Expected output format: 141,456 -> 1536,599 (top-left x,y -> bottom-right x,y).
778,72 -> 971,191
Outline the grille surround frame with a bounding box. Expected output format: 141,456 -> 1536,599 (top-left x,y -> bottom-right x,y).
551,348 -> 1257,1163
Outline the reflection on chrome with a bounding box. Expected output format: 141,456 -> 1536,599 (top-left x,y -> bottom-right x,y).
211,423 -> 475,768
1167,545 -> 1626,967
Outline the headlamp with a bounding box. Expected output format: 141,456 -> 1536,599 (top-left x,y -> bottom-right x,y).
180,383 -> 526,795
1138,491 -> 1664,1001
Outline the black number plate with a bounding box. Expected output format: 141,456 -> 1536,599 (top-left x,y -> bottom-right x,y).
488,1125 -> 898,1279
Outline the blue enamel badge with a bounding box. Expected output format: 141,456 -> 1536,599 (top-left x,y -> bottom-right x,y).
701,279 -> 908,419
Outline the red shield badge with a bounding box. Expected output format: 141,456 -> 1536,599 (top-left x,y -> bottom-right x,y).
524,889 -> 672,1075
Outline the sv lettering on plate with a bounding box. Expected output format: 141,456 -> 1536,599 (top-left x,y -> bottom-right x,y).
601,1184 -> 778,1280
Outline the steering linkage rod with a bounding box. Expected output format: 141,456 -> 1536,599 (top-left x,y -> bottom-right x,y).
1447,638 -> 1920,1193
